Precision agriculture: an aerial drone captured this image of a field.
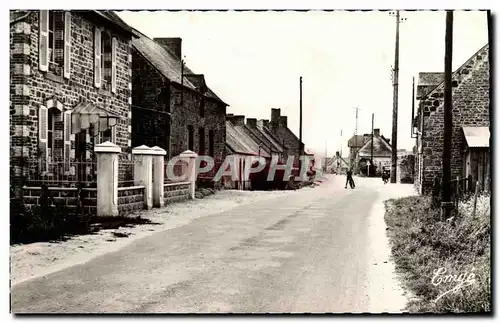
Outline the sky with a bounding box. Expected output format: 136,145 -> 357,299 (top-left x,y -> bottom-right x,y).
117,10 -> 488,157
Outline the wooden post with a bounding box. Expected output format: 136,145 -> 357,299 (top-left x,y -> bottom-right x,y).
472,181 -> 479,218
441,11 -> 454,219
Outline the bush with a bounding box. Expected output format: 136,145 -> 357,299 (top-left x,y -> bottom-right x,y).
10,196 -> 91,245
384,193 -> 491,313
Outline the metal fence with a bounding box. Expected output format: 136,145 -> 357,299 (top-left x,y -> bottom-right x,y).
24,158 -> 97,187
164,158 -> 187,183
118,156 -> 135,187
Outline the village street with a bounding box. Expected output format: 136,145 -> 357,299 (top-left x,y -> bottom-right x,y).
11,176 -> 416,314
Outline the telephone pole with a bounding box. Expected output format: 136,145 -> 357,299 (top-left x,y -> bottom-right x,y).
441,11 -> 454,218
324,140 -> 328,173
371,113 -> 374,176
389,10 -> 405,183
353,107 -> 358,172
299,76 -> 304,177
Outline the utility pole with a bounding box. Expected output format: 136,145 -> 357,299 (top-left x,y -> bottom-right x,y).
353,107 -> 358,173
371,113 -> 374,176
441,11 -> 454,218
299,76 -> 304,178
389,10 -> 405,183
340,129 -> 343,158
324,140 -> 328,173
411,76 -> 417,138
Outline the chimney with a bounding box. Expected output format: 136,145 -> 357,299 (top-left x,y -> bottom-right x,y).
363,134 -> 370,143
226,113 -> 234,120
279,116 -> 287,127
154,37 -> 182,58
232,115 -> 245,126
246,118 -> 257,128
374,128 -> 380,137
271,108 -> 281,124
258,119 -> 270,129
336,151 -> 340,157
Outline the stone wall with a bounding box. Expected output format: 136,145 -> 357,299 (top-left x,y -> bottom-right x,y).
131,48 -> 227,160
117,186 -> 145,214
417,45 -> 489,195
10,11 -> 133,186
22,186 -> 97,214
163,182 -> 190,204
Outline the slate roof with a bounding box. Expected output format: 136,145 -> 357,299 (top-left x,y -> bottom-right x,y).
348,135 -> 368,148
257,123 -> 289,150
463,126 -> 490,148
132,30 -> 227,105
226,121 -> 271,157
418,72 -> 444,86
10,10 -> 137,37
357,135 -> 392,157
246,125 -> 285,155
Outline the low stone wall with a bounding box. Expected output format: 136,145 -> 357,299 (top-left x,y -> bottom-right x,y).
22,186 -> 98,215
118,186 -> 145,215
164,182 -> 190,204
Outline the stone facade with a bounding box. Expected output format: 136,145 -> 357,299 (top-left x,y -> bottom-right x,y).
131,37 -> 227,160
10,11 -> 134,187
414,44 -> 490,195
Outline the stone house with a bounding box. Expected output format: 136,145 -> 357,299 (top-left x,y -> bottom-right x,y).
326,152 -> 349,174
225,116 -> 266,190
130,30 -> 228,161
413,44 -> 490,195
266,108 -> 305,167
355,129 -> 392,176
10,10 -> 136,188
242,117 -> 286,161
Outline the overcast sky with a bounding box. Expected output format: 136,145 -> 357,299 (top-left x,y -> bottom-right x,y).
117,10 -> 488,156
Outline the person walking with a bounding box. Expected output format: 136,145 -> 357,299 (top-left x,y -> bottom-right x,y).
345,168 -> 355,189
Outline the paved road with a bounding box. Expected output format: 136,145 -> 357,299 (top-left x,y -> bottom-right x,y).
11,175 -> 410,313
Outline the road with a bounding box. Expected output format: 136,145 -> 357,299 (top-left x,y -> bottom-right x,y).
11,175 -> 414,314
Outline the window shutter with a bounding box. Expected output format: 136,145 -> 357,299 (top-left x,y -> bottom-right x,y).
39,106 -> 49,171
63,110 -> 72,170
111,126 -> 117,144
111,37 -> 117,93
94,28 -> 101,88
63,12 -> 72,79
39,10 -> 49,72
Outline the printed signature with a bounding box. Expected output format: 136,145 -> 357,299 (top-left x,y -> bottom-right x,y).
431,267 -> 476,302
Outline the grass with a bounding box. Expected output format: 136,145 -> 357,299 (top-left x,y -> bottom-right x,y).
384,193 -> 491,313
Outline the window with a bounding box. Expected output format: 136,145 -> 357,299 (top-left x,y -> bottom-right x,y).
101,32 -> 112,91
208,130 -> 214,157
39,10 -> 71,78
187,125 -> 194,151
94,28 -> 117,92
199,127 -> 205,155
48,11 -> 64,75
199,96 -> 205,118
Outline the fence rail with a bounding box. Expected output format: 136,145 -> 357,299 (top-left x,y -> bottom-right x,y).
24,159 -> 97,187
118,157 -> 135,187
449,176 -> 471,208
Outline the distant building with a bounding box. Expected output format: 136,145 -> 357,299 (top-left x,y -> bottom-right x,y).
355,129 -> 392,176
